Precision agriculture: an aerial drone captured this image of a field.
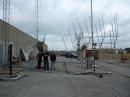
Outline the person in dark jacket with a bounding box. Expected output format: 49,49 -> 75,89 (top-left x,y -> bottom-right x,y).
50,53 -> 56,70
43,52 -> 49,70
37,52 -> 42,69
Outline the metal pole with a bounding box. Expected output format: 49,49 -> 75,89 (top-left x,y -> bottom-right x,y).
90,0 -> 96,73
9,43 -> 12,77
90,0 -> 94,49
87,57 -> 88,69
35,0 -> 39,40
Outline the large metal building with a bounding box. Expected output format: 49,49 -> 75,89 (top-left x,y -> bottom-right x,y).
0,19 -> 48,65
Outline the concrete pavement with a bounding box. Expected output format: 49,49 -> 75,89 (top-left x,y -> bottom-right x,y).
0,71 -> 122,97
0,57 -> 130,97
100,60 -> 130,78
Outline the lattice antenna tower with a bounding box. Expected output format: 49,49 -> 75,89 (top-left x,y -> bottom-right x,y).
2,0 -> 10,64
35,0 -> 40,40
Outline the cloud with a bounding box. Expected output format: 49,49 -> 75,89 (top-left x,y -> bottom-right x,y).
0,0 -> 130,50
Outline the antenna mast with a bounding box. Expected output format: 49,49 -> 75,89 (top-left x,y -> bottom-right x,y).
90,0 -> 94,49
35,0 -> 40,40
2,0 -> 10,64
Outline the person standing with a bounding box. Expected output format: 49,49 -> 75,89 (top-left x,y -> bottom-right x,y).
50,53 -> 56,70
36,52 -> 42,69
28,51 -> 35,69
43,52 -> 49,70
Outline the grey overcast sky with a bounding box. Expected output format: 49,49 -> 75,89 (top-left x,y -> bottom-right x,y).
0,0 -> 130,51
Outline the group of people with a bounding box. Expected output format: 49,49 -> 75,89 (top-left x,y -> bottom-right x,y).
36,51 -> 56,70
